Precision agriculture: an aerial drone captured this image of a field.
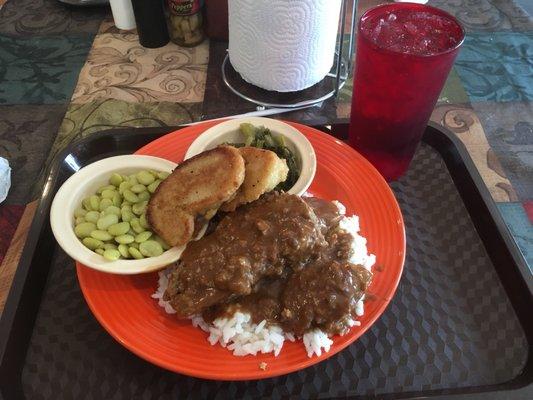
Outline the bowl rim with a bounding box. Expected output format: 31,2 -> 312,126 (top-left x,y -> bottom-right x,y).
184,117 -> 317,196
50,154 -> 184,275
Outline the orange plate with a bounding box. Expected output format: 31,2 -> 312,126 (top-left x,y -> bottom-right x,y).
76,121 -> 406,380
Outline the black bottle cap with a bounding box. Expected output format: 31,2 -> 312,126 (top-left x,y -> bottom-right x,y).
131,0 -> 169,48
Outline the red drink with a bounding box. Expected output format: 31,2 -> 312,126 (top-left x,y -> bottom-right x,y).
349,4 -> 464,181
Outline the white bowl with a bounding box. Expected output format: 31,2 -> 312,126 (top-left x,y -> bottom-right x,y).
50,155 -> 181,275
185,117 -> 316,195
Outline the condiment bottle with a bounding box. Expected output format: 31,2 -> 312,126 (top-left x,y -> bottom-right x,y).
131,0 -> 169,48
109,0 -> 137,30
166,0 -> 205,47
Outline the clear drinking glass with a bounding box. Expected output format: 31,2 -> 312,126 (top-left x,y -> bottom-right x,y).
349,3 -> 465,181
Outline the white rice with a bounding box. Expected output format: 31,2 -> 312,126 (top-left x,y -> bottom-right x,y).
152,201 -> 375,358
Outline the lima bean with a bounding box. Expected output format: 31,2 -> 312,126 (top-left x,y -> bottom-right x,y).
103,243 -> 118,250
101,189 -> 116,199
121,209 -> 134,222
118,181 -> 131,194
130,184 -> 146,194
82,198 -> 92,211
97,185 -> 115,194
103,249 -> 121,261
108,221 -> 130,236
135,231 -> 152,243
128,247 -> 144,259
130,218 -> 144,234
139,240 -> 163,257
147,180 -> 161,193
128,175 -> 139,185
89,195 -> 100,211
95,248 -> 105,255
139,213 -> 150,229
137,191 -> 150,202
123,189 -> 139,203
85,211 -> 100,223
137,171 -> 155,185
82,237 -> 103,250
112,192 -> 122,207
75,217 -> 86,225
97,214 -> 119,230
132,201 -> 147,216
99,198 -> 113,211
109,173 -> 123,187
118,244 -> 130,258
115,234 -> 135,244
157,171 -> 170,180
103,205 -> 121,217
75,222 -> 96,238
90,230 -> 113,241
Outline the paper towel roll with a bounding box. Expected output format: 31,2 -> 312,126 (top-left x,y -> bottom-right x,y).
228,0 -> 342,92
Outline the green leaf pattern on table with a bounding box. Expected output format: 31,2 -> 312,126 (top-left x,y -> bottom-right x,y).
455,32 -> 533,102
44,99 -> 202,168
0,0 -> 105,36
0,35 -> 93,104
429,0 -> 533,32
0,104 -> 66,203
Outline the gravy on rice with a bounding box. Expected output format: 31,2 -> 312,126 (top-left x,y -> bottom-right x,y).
164,193 -> 372,336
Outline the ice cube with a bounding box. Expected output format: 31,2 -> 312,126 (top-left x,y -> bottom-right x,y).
372,18 -> 387,40
403,21 -> 418,35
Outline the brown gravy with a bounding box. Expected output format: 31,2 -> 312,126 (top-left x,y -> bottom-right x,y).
164,193 -> 372,336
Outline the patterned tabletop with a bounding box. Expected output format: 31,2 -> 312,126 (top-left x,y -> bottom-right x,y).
0,0 -> 531,313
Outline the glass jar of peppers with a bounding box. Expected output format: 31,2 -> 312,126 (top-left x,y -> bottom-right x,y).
166,0 -> 205,47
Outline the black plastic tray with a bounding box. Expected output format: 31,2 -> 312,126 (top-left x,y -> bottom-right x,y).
0,123 -> 531,399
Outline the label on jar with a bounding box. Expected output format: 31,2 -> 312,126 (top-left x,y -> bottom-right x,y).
167,0 -> 204,16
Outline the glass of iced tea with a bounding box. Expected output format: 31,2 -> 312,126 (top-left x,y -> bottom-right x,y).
349,3 -> 465,181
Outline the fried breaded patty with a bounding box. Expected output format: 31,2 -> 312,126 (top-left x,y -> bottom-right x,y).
220,147 -> 289,212
147,146 -> 245,247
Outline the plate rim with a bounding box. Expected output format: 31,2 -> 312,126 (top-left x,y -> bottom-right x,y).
76,120 -> 406,380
